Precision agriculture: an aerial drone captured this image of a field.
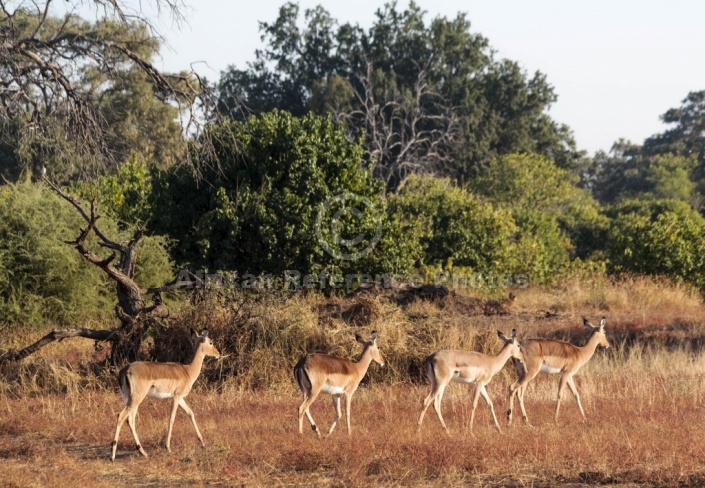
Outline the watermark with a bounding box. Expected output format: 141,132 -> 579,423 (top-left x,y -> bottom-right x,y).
314,192 -> 383,261
174,269 -> 529,292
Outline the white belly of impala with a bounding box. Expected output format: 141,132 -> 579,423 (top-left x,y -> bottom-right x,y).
451,373 -> 477,384
321,384 -> 346,395
147,387 -> 173,399
540,364 -> 562,374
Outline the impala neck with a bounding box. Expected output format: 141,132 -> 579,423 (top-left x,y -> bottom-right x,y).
353,345 -> 374,380
489,343 -> 515,373
579,330 -> 602,362
185,345 -> 207,385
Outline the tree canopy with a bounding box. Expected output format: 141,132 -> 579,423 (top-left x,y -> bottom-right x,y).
0,0 -> 214,181
218,1 -> 582,190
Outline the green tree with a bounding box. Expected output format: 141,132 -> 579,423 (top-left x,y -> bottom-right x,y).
218,2 -> 582,190
72,157 -> 154,227
643,91 -> 705,181
389,175 -> 516,270
151,110 -> 420,278
0,2 -> 211,182
587,141 -> 697,205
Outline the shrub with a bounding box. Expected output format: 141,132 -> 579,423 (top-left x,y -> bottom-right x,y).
0,177 -> 174,325
151,110 -> 421,279
389,175 -> 516,271
606,199 -> 705,289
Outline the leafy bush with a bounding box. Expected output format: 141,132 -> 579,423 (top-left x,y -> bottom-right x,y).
0,177 -> 174,325
72,156 -> 154,227
606,199 -> 705,289
471,152 -> 608,261
151,110 -> 421,279
389,175 -> 515,271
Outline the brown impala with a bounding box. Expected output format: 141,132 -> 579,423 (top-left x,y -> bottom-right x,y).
111,328 -> 220,461
418,329 -> 522,433
294,331 -> 384,437
508,317 -> 610,425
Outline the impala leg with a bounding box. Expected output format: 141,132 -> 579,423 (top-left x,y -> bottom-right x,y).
297,393 -> 308,434
127,408 -> 147,458
165,397 -> 180,453
178,398 -> 205,447
432,384 -> 449,434
344,392 -> 353,436
112,393 -> 147,461
517,385 -> 530,426
298,387 -> 322,437
418,382 -> 444,431
328,395 -> 342,436
509,364 -> 539,426
508,382 -> 518,425
111,406 -> 130,462
567,376 -> 586,420
555,374 -> 568,422
480,385 -> 501,433
468,383 -> 482,432
507,357 -> 525,425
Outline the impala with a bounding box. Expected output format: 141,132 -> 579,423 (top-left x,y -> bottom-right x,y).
507,317 -> 610,425
417,329 -> 522,434
294,331 -> 384,437
111,328 -> 220,461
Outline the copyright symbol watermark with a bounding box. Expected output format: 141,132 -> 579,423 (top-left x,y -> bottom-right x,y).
315,192 -> 383,261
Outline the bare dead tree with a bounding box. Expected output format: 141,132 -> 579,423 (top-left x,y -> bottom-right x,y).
0,0 -> 221,177
339,61 -> 459,193
0,176 -> 204,365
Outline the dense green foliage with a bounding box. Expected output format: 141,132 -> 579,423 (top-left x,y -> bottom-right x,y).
606,200 -> 705,289
390,175 -> 515,271
151,110 -> 420,279
0,178 -> 174,325
472,153 -> 608,261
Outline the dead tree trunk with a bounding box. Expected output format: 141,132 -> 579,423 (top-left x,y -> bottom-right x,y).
0,177 -> 203,365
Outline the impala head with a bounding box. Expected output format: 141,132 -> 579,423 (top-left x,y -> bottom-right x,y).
191,328 -> 221,358
497,329 -> 522,360
583,317 -> 610,348
356,331 -> 385,367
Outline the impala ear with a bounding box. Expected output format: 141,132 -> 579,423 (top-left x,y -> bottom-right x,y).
511,328 -> 517,339
370,331 -> 378,342
582,316 -> 594,328
201,329 -> 209,338
355,333 -> 365,344
599,317 -> 606,330
497,330 -> 504,339
190,328 -> 199,342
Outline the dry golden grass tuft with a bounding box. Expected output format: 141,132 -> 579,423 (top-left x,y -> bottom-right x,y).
1,273 -> 705,485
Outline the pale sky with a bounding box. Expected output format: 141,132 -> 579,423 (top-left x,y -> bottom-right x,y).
84,0 -> 705,155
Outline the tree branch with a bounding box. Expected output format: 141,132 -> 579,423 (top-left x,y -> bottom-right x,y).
2,327 -> 121,362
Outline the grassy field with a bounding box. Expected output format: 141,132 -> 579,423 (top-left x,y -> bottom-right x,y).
2,275 -> 705,486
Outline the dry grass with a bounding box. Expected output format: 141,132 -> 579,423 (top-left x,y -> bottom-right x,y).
2,273 -> 705,485
0,371 -> 704,487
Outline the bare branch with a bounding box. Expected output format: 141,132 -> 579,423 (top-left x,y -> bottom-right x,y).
3,327 -> 120,362
1,0 -> 223,175
338,60 -> 459,192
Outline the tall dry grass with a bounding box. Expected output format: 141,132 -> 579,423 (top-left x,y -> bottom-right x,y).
2,272 -> 705,396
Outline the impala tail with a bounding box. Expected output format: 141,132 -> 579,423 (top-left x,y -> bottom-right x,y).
117,365 -> 131,405
294,356 -> 312,396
